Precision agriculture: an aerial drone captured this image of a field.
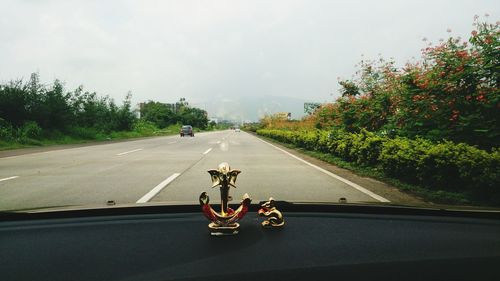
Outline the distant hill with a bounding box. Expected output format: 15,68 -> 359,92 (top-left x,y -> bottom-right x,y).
203,95 -> 309,122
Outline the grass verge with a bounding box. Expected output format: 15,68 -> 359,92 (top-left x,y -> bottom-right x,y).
0,124 -> 221,151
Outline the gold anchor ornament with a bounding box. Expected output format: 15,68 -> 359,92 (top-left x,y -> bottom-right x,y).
199,163 -> 251,235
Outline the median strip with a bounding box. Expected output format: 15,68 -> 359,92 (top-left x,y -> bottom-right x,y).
0,176 -> 19,182
136,173 -> 181,203
116,148 -> 143,156
203,148 -> 212,155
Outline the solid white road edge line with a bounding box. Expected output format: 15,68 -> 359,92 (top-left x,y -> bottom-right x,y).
116,148 -> 143,156
136,173 -> 181,203
254,136 -> 390,203
203,148 -> 212,155
0,176 -> 19,182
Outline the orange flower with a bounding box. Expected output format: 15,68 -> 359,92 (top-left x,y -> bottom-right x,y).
456,51 -> 468,58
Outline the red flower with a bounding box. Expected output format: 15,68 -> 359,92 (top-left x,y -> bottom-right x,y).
471,30 -> 478,36
450,110 -> 460,121
456,51 -> 468,59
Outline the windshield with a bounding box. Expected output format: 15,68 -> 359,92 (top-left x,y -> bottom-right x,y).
0,0 -> 499,212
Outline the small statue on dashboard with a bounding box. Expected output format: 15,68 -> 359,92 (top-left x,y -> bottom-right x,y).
199,162 -> 251,235
258,197 -> 285,228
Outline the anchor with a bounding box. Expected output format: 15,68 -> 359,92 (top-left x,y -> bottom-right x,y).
199,162 -> 251,235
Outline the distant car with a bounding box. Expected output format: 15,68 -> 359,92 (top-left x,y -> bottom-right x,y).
180,125 -> 194,137
235,128 -> 240,132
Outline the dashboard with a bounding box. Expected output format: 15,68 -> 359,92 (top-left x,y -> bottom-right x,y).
1,203 -> 500,281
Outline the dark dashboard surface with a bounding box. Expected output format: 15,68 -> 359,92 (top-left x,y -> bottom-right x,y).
1,205 -> 500,281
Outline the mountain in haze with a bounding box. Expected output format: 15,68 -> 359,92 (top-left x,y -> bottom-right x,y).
203,95 -> 310,122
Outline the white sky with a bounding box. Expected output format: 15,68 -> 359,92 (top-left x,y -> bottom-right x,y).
0,0 -> 498,120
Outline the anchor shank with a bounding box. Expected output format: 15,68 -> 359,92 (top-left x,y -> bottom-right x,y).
220,184 -> 229,216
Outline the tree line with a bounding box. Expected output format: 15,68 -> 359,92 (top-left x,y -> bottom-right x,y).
139,98 -> 209,129
0,73 -> 208,143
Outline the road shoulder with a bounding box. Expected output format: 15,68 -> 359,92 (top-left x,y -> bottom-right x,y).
249,132 -> 425,206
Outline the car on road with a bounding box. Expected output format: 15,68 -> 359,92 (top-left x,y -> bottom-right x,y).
180,125 -> 194,137
235,127 -> 240,132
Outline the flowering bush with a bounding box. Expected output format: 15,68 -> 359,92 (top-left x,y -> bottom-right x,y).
313,18 -> 499,148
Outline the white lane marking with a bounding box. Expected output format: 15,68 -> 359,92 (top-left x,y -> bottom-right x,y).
0,150 -> 56,160
0,134 -> 186,160
168,141 -> 178,144
255,136 -> 390,203
216,141 -> 221,144
203,148 -> 212,155
136,173 -> 181,203
0,176 -> 19,182
116,148 -> 143,156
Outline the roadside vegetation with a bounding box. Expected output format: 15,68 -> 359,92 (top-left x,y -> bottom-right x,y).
250,18 -> 500,206
0,73 -> 219,150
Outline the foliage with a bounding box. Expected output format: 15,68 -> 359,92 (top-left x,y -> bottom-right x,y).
0,73 -> 137,136
18,121 -> 42,140
309,19 -> 499,148
0,73 -> 211,148
257,128 -> 500,204
0,118 -> 15,141
259,114 -> 316,130
241,122 -> 263,132
140,101 -> 176,128
140,98 -> 208,129
178,106 -> 209,129
132,119 -> 158,134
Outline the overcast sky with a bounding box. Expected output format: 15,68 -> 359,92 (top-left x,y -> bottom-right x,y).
0,0 -> 498,120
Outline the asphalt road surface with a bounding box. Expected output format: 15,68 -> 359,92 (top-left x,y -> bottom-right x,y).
0,130 -> 389,211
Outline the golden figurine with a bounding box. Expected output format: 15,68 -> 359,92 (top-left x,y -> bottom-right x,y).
199,162 -> 251,235
258,197 -> 285,228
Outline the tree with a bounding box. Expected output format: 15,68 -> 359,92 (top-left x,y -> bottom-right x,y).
179,107 -> 208,129
140,101 -> 175,128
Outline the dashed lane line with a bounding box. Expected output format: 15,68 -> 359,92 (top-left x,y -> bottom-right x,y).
0,176 -> 19,182
116,148 -> 143,156
136,173 -> 181,203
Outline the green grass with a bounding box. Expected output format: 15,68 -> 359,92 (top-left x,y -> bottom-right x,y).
0,124 -> 191,151
256,134 -> 473,206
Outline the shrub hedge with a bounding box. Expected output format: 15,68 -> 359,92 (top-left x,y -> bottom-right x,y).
257,128 -> 500,203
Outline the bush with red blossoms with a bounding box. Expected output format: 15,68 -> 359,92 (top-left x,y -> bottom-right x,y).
317,19 -> 499,149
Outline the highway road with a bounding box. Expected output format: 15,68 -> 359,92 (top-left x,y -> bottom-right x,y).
0,130 -> 389,211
